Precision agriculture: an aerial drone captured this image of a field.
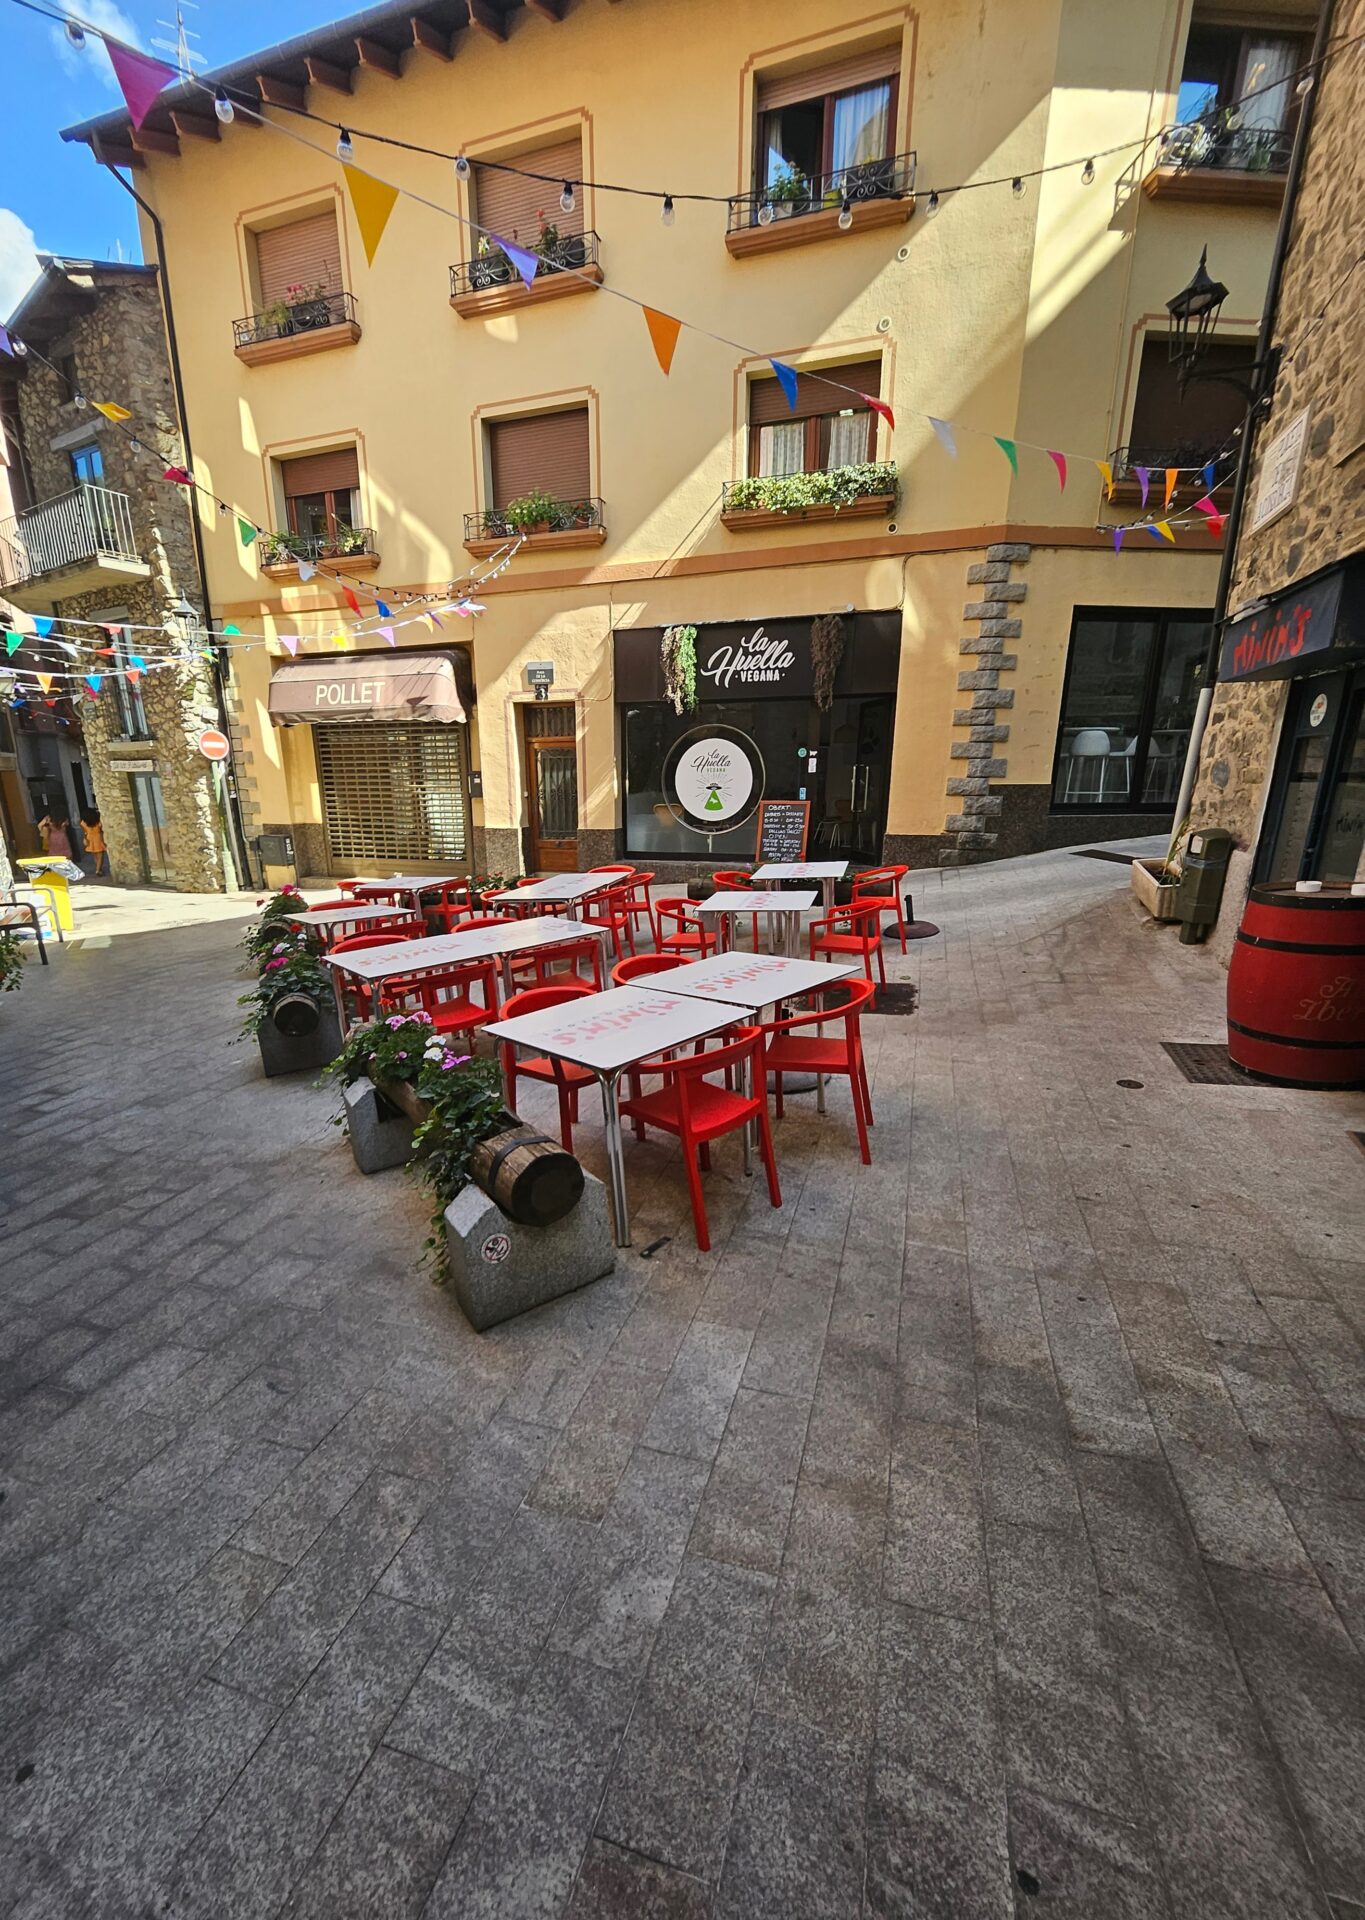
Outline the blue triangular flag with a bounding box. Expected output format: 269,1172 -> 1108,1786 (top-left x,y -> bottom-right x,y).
769,359 -> 799,412
33,616 -> 54,639
376,598 -> 392,618
1203,462 -> 1215,490
493,234 -> 540,292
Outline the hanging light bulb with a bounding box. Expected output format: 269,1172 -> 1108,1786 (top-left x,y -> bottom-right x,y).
1012,175 -> 1026,198
661,194 -> 675,226
1295,73 -> 1314,97
1081,157 -> 1095,185
214,89 -> 234,124
11,337 -> 26,357
73,391 -> 87,409
129,436 -> 141,452
837,195 -> 853,230
559,180 -> 575,214
218,500 -> 230,516
927,189 -> 940,216
757,199 -> 775,225
336,127 -> 354,161
454,153 -> 470,179
64,19 -> 85,46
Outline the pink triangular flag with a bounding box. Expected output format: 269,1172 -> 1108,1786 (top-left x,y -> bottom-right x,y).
378,627 -> 396,647
279,636 -> 300,657
861,394 -> 895,431
105,40 -> 178,130
1047,450 -> 1067,491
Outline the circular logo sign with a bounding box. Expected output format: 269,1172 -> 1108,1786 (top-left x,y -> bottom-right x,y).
197,727 -> 231,762
1309,693 -> 1329,728
673,736 -> 754,823
480,1232 -> 511,1265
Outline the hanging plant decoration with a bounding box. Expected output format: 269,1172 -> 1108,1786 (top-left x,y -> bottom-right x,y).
661,623 -> 698,714
811,612 -> 845,711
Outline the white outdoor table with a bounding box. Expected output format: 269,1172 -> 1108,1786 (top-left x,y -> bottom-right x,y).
750,860 -> 848,915
322,916 -> 608,1028
694,889 -> 817,958
285,904 -> 425,943
483,984 -> 749,1247
487,873 -> 616,920
353,874 -> 463,914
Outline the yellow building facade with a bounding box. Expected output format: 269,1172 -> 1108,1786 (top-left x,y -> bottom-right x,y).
65,0 -> 1315,883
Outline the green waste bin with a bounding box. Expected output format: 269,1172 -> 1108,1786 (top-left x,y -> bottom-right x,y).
1175,828 -> 1235,945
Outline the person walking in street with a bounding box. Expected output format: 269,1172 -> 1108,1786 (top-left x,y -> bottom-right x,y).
81,809 -> 109,877
38,812 -> 74,860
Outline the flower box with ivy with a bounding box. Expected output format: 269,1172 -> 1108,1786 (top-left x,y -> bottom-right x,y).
720,461 -> 900,530
240,946 -> 342,1076
258,527 -> 380,577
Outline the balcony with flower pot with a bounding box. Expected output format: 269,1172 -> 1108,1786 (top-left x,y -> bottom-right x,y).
725,153 -> 916,259
232,288 -> 362,366
463,495 -> 607,557
449,226 -> 603,318
719,462 -> 899,531
258,527 -> 380,580
1142,109 -> 1292,206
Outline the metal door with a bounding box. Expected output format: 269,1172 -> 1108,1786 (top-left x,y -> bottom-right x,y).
528,737 -> 578,871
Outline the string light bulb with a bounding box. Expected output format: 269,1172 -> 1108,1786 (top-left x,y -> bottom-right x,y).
454,153 -> 470,179
559,180 -> 575,214
11,337 -> 26,357
837,195 -> 853,230
927,189 -> 940,216
758,199 -> 775,225
1295,74 -> 1314,97
661,195 -> 675,226
1012,175 -> 1026,198
64,19 -> 84,46
336,127 -> 354,161
214,89 -> 234,124
73,392 -> 87,409
1081,157 -> 1095,185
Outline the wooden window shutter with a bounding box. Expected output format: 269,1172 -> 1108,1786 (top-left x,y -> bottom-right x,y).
748,359 -> 883,425
489,409 -> 590,507
757,46 -> 899,113
255,211 -> 343,308
281,447 -> 360,496
474,135 -> 585,244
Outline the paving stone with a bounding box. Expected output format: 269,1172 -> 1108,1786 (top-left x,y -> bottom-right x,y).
716,1712 -> 866,1920
280,1746 -> 472,1919
885,1419 -> 989,1618
566,1840 -> 711,1919
1007,1788 -> 1173,1919
689,1386 -> 809,1575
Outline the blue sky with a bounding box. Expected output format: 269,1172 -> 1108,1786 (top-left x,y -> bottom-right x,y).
2,0 -> 344,319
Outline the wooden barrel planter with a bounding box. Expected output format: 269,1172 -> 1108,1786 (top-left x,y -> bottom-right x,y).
271,991 -> 324,1037
375,1081 -> 583,1223
1227,883 -> 1365,1087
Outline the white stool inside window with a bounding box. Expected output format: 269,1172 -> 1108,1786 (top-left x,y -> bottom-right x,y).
1063,729 -> 1111,802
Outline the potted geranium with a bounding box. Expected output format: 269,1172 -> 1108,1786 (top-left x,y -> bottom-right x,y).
286,281 -> 332,329
240,945 -> 341,1076
470,235 -> 513,291
505,489 -> 561,534
243,885 -> 309,963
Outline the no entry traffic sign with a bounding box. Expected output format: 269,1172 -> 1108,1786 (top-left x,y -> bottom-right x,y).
197,727 -> 231,762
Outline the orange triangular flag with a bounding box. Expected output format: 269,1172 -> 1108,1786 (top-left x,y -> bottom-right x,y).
1096,460 -> 1114,500
343,165 -> 399,266
92,401 -> 132,423
1164,467 -> 1178,509
642,306 -> 681,376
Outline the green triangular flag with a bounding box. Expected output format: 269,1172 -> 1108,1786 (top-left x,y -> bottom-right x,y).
993,436 -> 1019,474
222,623 -> 241,636
4,630 -> 22,656
238,517 -> 258,548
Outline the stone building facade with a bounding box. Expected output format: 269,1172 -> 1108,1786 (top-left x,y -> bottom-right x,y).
1188,0 -> 1365,947
2,260 -> 224,890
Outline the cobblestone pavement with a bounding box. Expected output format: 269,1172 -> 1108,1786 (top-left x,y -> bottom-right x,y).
2,847 -> 1364,1919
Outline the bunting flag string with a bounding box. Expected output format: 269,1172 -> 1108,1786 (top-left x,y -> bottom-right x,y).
492,233 -> 541,293
104,38 -> 177,129
1163,468 -> 1178,511
642,308 -> 681,377
343,165 -> 400,267
1047,451 -> 1067,492
92,401 -> 132,422
1135,466 -> 1150,507
993,437 -> 1019,475
928,418 -> 957,458
1096,460 -> 1114,501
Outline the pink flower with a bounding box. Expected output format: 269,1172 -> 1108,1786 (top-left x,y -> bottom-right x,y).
441,1052 -> 469,1070
386,1015 -> 405,1029
397,1051 -> 407,1060
264,957 -> 285,971
272,942 -> 289,955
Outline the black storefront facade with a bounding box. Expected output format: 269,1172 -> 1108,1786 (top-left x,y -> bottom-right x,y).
1219,556 -> 1365,888
612,613 -> 901,872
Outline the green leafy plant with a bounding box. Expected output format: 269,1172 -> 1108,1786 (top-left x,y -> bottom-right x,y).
727,461 -> 899,515
661,623 -> 698,715
335,526 -> 370,555
767,164 -> 809,205
238,946 -> 332,1037
242,886 -> 309,962
0,927 -> 24,994
504,490 -> 563,532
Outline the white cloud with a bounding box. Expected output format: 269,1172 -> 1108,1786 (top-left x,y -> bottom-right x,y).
53,1 -> 144,87
0,209 -> 41,323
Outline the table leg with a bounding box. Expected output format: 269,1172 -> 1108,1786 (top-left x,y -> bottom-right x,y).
498,955 -> 516,1001
823,878 -> 835,915
329,964 -> 350,1036
599,1069 -> 632,1247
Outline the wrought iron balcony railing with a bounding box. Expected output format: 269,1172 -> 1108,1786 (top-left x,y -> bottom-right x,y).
727,151 -> 917,232
258,527 -> 378,566
0,483 -> 140,590
450,231 -> 602,299
1110,443 -> 1234,486
464,497 -> 605,541
1158,114 -> 1292,176
232,289 -> 358,350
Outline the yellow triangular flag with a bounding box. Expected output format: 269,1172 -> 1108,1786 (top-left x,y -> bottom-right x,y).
642,306 -> 681,376
1095,459 -> 1114,500
92,401 -> 132,422
331,629 -> 351,650
36,672 -> 54,693
343,165 -> 399,267
1155,519 -> 1176,543
1164,467 -> 1178,509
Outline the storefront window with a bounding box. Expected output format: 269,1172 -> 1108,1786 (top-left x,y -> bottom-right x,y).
1052,608 -> 1209,810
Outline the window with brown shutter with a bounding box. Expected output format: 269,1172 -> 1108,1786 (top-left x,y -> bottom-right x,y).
254,210 -> 343,307
474,134 -> 584,247
489,409 -> 590,508
747,360 -> 882,476
280,447 -> 361,543
755,46 -> 900,202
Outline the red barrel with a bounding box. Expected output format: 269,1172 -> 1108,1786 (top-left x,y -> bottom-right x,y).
1227,883 -> 1365,1086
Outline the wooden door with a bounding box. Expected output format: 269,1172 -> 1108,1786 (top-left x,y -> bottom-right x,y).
528,736 -> 578,870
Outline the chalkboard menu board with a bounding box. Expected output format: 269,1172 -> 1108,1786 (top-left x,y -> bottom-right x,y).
754,799 -> 810,864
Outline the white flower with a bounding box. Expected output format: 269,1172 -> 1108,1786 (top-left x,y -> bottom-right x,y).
423,1042 -> 444,1062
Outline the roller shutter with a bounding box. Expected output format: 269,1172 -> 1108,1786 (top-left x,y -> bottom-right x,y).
748,359 -> 883,424
255,210 -> 343,307
474,135 -> 585,245
489,408 -> 591,508
756,46 -> 899,113
315,723 -> 468,863
281,447 -> 360,497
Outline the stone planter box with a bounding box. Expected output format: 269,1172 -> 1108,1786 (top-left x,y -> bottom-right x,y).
1131,857 -> 1180,922
344,1080 -> 417,1174
256,1004 -> 343,1077
443,1174 -> 615,1331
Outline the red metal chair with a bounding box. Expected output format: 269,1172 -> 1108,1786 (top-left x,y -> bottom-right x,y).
454,913 -> 517,932
712,870 -> 762,950
327,930 -> 420,1024
851,865 -> 912,953
612,953 -> 682,986
357,886 -> 412,908
584,884 -> 638,963
308,897 -> 357,911
510,930 -> 605,992
762,978 -> 876,1164
618,1027 -> 781,1252
423,880 -> 479,934
809,902 -> 887,990
379,956 -> 500,1041
653,897 -> 716,959
496,982 -> 597,1151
